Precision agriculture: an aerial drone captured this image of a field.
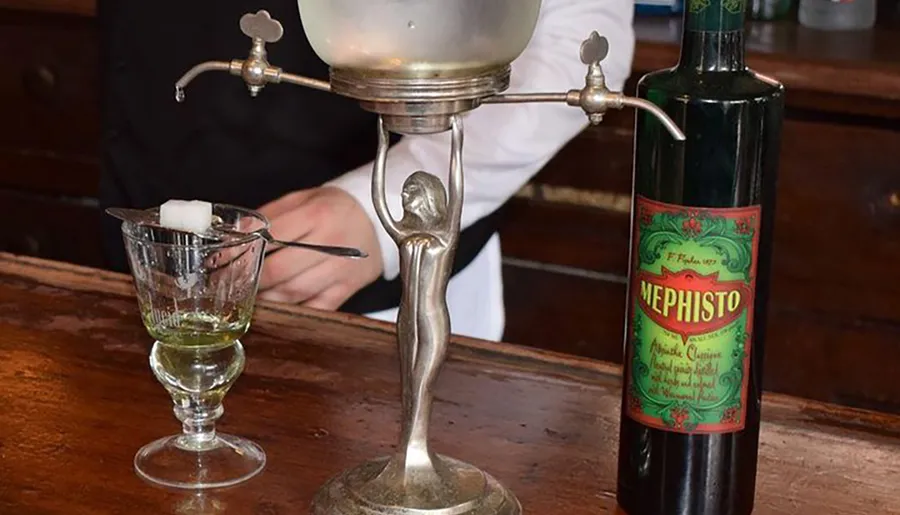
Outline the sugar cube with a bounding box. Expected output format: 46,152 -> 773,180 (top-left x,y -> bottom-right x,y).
159,200 -> 213,233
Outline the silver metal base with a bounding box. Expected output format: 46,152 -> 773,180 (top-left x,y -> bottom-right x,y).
330,67 -> 510,134
311,455 -> 521,515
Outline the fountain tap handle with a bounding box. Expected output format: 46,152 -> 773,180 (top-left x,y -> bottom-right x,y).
580,34 -> 609,110
239,10 -> 284,44
580,32 -> 610,71
233,10 -> 286,96
566,32 -> 615,124
565,32 -> 615,124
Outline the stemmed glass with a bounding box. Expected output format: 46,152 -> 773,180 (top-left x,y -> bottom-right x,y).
120,204 -> 268,489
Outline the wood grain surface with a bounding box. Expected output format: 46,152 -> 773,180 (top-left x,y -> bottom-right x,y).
0,253 -> 898,514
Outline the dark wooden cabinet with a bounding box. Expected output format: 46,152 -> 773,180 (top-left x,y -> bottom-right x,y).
0,9 -> 98,191
1,2 -> 899,414
0,8 -> 99,264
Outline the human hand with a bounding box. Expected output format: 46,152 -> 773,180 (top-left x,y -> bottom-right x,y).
256,187 -> 384,310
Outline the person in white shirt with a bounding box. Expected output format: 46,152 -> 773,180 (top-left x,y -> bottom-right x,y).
98,0 -> 634,343
253,0 -> 636,341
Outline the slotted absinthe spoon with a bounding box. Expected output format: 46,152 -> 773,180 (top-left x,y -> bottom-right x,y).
106,207 -> 367,259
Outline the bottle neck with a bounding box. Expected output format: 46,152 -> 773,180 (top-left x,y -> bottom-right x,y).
678,0 -> 747,72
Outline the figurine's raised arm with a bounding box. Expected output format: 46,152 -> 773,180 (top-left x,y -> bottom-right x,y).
372,117 -> 403,241
446,116 -> 464,237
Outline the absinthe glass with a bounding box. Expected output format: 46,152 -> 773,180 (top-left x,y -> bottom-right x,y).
121,204 -> 267,490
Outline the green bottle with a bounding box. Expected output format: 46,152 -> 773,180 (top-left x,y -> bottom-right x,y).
615,0 -> 785,514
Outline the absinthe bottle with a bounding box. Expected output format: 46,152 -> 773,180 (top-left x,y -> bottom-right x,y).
615,0 -> 785,514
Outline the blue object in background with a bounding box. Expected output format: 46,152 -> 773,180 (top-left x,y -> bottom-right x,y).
635,0 -> 684,16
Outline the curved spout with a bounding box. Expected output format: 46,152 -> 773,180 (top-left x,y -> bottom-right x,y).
482,90 -> 686,142
174,61 -> 238,102
620,97 -> 686,141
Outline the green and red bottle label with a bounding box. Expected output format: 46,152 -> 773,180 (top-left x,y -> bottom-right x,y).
624,196 -> 760,434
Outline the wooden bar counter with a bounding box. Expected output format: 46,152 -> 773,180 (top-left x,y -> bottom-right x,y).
0,252 -> 898,514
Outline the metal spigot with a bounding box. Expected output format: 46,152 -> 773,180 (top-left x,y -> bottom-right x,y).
235,10 -> 286,97
571,33 -> 685,140
482,32 -> 686,141
571,32 -> 614,125
173,16 -> 684,141
174,10 -> 330,102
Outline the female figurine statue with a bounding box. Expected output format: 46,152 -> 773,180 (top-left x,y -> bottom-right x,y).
366,115 -> 466,499
316,115 -> 517,514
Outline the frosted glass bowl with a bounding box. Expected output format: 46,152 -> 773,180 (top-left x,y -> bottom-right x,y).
297,0 -> 543,76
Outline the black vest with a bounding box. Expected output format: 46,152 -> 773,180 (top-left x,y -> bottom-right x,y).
97,0 -> 502,314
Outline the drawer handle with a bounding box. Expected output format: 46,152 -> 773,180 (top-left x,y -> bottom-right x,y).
870,188 -> 900,227
22,65 -> 58,101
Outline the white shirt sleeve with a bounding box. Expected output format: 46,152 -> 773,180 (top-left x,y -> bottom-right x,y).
326,0 -> 635,281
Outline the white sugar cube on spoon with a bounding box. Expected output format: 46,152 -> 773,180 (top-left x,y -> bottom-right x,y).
159,200 -> 213,234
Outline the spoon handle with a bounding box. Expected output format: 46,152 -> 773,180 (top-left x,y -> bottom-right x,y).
266,238 -> 368,258
256,229 -> 368,259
